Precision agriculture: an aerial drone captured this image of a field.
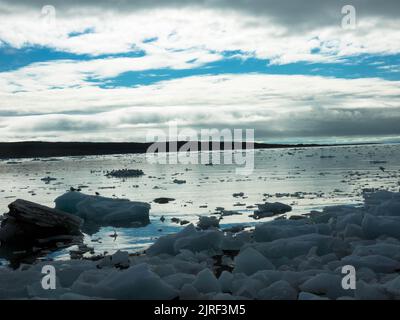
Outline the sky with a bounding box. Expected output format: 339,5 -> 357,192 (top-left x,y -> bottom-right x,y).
0,0 -> 400,143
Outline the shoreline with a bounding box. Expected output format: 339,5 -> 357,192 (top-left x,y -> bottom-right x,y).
1,189 -> 400,299
0,141 -> 379,159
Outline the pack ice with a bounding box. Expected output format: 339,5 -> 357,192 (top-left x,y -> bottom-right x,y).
2,190 -> 400,300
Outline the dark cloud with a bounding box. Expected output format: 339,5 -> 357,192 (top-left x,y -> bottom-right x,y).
254,107 -> 400,139
5,105 -> 400,142
183,106 -> 400,139
1,0 -> 399,30
31,118 -> 105,132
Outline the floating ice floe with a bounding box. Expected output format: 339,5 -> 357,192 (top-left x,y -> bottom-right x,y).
251,202 -> 292,219
40,176 -> 57,183
197,216 -> 220,230
105,169 -> 144,178
173,179 -> 186,184
54,192 -> 150,230
2,190 -> 400,299
153,197 -> 175,204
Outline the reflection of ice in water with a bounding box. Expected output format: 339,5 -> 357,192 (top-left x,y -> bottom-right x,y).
0,144 -> 399,257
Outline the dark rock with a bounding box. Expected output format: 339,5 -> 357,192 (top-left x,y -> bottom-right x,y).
0,199 -> 83,245
251,202 -> 292,219
105,169 -> 144,178
153,197 -> 175,204
173,179 -> 186,184
289,215 -> 306,220
171,217 -> 180,224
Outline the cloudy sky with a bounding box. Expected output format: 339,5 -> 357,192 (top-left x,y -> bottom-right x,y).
0,0 -> 400,143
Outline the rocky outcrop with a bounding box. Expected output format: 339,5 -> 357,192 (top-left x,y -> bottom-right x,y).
0,199 -> 83,245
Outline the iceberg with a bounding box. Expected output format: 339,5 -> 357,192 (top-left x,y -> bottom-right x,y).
54,192 -> 150,230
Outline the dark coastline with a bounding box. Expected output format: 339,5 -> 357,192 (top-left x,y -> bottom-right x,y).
0,141 -> 373,159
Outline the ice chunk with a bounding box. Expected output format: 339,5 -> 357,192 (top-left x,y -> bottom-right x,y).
341,255 -> 400,273
234,247 -> 275,275
371,197 -> 400,216
147,224 -> 223,256
153,264 -> 176,277
70,268 -> 113,297
55,192 -> 150,228
4,189 -> 400,300
254,219 -> 328,242
59,293 -> 94,300
253,202 -> 292,218
252,234 -> 348,260
343,223 -> 364,239
147,224 -> 198,255
280,270 -> 318,288
249,270 -> 282,288
212,293 -> 236,300
163,273 -> 196,290
257,280 -> 297,300
175,229 -> 223,254
363,190 -> 400,207
171,260 -> 205,275
0,267 -> 36,299
335,213 -> 363,231
180,284 -> 200,300
355,281 -> 389,300
105,169 -> 144,178
97,250 -> 130,269
27,277 -> 68,299
219,271 -> 234,293
384,275 -> 400,297
197,216 -> 220,230
362,214 -> 400,240
192,269 -> 221,294
54,191 -> 88,214
299,273 -> 349,299
298,291 -> 329,300
220,234 -> 246,251
93,263 -> 178,299
56,260 -> 97,288
233,278 -> 263,299
353,243 -> 400,260
355,267 -> 377,283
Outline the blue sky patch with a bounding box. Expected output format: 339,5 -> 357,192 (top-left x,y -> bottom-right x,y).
0,44 -> 146,72
1,45 -> 399,87
96,52 -> 400,88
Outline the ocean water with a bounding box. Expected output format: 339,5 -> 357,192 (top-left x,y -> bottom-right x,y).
0,144 -> 399,262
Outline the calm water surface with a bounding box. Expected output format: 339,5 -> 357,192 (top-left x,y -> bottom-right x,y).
0,144 -> 399,262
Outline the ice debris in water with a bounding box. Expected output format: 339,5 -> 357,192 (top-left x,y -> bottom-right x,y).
197,216 -> 220,230
2,190 -> 400,299
252,202 -> 292,219
54,192 -> 150,228
105,169 -> 144,178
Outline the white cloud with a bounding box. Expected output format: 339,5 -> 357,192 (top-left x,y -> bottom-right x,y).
1,73 -> 400,141
0,7 -> 399,64
1,4 -> 400,142
0,47 -> 222,92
